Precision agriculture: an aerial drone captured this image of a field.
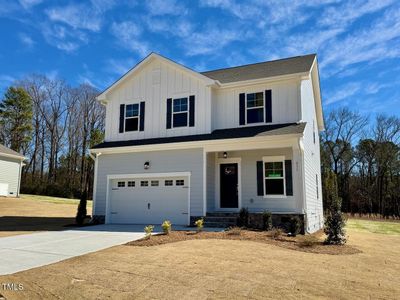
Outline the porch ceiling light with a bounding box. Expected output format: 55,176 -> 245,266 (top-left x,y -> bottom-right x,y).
144,161 -> 150,169
223,152 -> 228,159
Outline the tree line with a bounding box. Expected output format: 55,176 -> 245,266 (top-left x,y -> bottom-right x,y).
0,74 -> 105,199
321,108 -> 400,219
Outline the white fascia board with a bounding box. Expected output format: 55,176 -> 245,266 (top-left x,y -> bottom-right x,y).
107,172 -> 191,180
0,153 -> 26,161
309,57 -> 325,131
90,133 -> 303,155
217,72 -> 309,89
97,53 -> 217,101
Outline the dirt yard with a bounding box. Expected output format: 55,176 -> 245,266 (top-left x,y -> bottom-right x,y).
1,222 -> 399,299
0,195 -> 92,237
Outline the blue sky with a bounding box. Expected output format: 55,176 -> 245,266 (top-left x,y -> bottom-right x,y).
0,0 -> 399,116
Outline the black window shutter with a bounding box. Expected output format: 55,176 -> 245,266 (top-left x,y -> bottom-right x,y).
239,93 -> 245,125
189,95 -> 195,127
119,104 -> 125,133
256,161 -> 264,196
166,98 -> 172,129
139,101 -> 145,131
265,90 -> 272,123
285,160 -> 293,196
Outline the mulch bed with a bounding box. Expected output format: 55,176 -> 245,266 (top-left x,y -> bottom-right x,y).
126,229 -> 361,255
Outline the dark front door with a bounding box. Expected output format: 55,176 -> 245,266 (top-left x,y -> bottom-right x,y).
220,163 -> 238,208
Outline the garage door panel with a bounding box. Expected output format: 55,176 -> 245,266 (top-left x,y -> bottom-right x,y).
109,176 -> 189,225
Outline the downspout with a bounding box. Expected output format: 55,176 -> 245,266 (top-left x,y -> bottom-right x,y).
17,160 -> 25,197
89,152 -> 102,216
298,138 -> 309,233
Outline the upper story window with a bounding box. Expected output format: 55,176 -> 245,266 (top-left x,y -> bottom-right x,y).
125,104 -> 140,131
246,92 -> 264,124
173,98 -> 188,127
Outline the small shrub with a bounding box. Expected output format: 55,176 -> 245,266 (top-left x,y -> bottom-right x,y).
262,210 -> 272,231
144,225 -> 154,239
270,228 -> 284,239
76,190 -> 88,226
194,218 -> 204,232
298,235 -> 319,248
226,226 -> 242,236
324,197 -> 347,245
288,216 -> 301,237
161,220 -> 172,234
237,207 -> 249,227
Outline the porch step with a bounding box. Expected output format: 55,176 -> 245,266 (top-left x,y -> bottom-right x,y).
206,212 -> 239,217
203,213 -> 238,228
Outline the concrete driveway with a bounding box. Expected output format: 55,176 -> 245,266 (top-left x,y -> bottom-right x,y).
0,224 -> 152,275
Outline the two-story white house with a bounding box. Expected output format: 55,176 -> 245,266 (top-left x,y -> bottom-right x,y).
90,52 -> 324,233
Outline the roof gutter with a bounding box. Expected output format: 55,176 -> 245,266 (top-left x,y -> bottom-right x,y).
0,153 -> 26,161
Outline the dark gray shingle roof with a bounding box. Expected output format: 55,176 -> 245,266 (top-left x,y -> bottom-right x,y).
0,144 -> 24,158
92,123 -> 306,149
201,54 -> 316,84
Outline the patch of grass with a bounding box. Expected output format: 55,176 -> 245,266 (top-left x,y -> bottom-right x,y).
21,194 -> 92,207
347,218 -> 400,235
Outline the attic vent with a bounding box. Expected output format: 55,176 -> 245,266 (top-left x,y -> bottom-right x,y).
152,69 -> 161,85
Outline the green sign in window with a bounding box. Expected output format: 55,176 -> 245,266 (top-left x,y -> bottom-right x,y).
268,173 -> 282,178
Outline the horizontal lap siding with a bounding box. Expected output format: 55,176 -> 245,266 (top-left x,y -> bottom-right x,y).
0,157 -> 20,197
301,79 -> 324,233
95,148 -> 204,216
214,148 -> 302,213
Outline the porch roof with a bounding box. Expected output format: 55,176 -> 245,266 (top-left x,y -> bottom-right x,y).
92,123 -> 306,150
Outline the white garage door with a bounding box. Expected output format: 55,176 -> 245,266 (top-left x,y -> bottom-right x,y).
109,176 -> 189,225
0,183 -> 8,196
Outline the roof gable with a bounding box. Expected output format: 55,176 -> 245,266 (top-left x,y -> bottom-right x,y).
0,144 -> 25,160
97,53 -> 216,101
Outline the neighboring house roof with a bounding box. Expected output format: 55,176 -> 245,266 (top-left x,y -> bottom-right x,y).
92,123 -> 306,149
201,54 -> 316,84
0,144 -> 25,160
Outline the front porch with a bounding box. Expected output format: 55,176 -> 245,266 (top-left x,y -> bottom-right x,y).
196,135 -> 306,228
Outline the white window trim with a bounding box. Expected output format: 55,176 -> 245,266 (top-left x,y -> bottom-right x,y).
125,103 -> 141,132
245,92 -> 265,125
172,97 -> 189,128
262,155 -> 286,198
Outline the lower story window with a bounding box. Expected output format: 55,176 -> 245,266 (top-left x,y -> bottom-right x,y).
176,180 -> 184,186
264,159 -> 285,196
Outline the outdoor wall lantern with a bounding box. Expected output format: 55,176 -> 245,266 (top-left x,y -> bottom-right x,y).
223,152 -> 228,159
144,161 -> 150,169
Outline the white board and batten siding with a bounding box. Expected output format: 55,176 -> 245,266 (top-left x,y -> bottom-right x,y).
0,156 -> 22,197
211,79 -> 301,131
105,59 -> 212,142
301,78 -> 324,232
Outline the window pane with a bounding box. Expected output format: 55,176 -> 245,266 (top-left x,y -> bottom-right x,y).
176,180 -> 184,186
151,180 -> 159,186
165,180 -> 173,186
173,112 -> 188,127
140,181 -> 148,187
247,108 -> 264,123
125,118 -> 138,131
265,179 -> 284,195
247,93 -> 263,108
118,181 -> 125,187
173,98 -> 188,112
128,181 -> 135,187
126,104 -> 139,117
265,161 -> 283,177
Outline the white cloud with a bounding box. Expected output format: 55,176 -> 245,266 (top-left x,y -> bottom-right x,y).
41,24 -> 88,52
19,33 -> 34,47
110,21 -> 149,56
19,0 -> 42,9
46,4 -> 103,32
325,82 -> 361,105
145,0 -> 187,16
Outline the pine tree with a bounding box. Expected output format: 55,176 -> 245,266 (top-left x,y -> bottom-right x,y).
0,86 -> 33,152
